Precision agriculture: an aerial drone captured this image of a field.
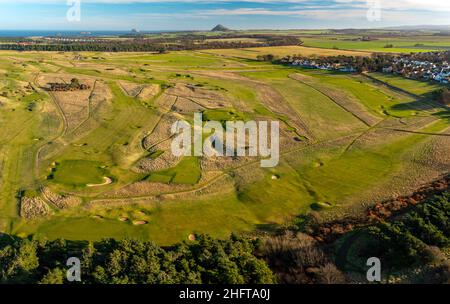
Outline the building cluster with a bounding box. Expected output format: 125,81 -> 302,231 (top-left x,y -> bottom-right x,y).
43,37 -> 102,43
284,58 -> 357,72
280,51 -> 450,85
382,58 -> 450,84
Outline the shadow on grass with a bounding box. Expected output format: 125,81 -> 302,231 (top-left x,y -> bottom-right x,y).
255,223 -> 282,234
391,95 -> 450,113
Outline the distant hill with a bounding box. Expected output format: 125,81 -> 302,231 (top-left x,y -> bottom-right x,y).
380,25 -> 450,31
211,24 -> 231,32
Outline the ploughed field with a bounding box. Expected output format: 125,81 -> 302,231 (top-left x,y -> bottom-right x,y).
0,48 -> 449,245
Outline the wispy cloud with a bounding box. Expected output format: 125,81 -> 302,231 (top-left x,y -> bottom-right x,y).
0,0 -> 448,30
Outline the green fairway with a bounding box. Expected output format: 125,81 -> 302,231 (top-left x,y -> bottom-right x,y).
367,72 -> 445,96
146,156 -> 202,185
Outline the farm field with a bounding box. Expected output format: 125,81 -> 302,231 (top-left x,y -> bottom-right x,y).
300,35 -> 450,53
202,45 -> 371,60
0,49 -> 449,245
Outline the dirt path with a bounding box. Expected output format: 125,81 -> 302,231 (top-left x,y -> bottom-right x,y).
32,73 -> 67,180
141,93 -> 178,152
68,79 -> 98,136
342,119 -> 388,153
47,92 -> 69,137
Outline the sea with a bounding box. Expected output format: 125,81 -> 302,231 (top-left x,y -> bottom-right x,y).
0,30 -> 166,38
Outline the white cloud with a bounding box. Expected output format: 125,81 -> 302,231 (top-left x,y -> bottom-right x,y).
0,0 -> 449,12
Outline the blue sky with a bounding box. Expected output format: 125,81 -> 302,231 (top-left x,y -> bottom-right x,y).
0,0 -> 449,31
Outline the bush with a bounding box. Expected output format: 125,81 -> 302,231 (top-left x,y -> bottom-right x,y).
261,232 -> 337,284
367,192 -> 450,268
0,239 -> 39,283
316,263 -> 346,284
433,88 -> 450,105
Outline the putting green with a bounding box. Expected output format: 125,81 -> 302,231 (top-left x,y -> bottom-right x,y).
51,160 -> 107,188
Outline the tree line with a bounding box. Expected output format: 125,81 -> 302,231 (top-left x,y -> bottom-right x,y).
0,35 -> 300,53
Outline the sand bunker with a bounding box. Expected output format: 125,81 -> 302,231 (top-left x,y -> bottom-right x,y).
132,220 -> 148,226
87,177 -> 113,187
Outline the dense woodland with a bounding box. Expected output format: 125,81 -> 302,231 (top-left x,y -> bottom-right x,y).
0,35 -> 300,52
0,234 -> 276,284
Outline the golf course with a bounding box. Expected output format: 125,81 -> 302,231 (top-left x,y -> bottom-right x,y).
0,43 -> 449,245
